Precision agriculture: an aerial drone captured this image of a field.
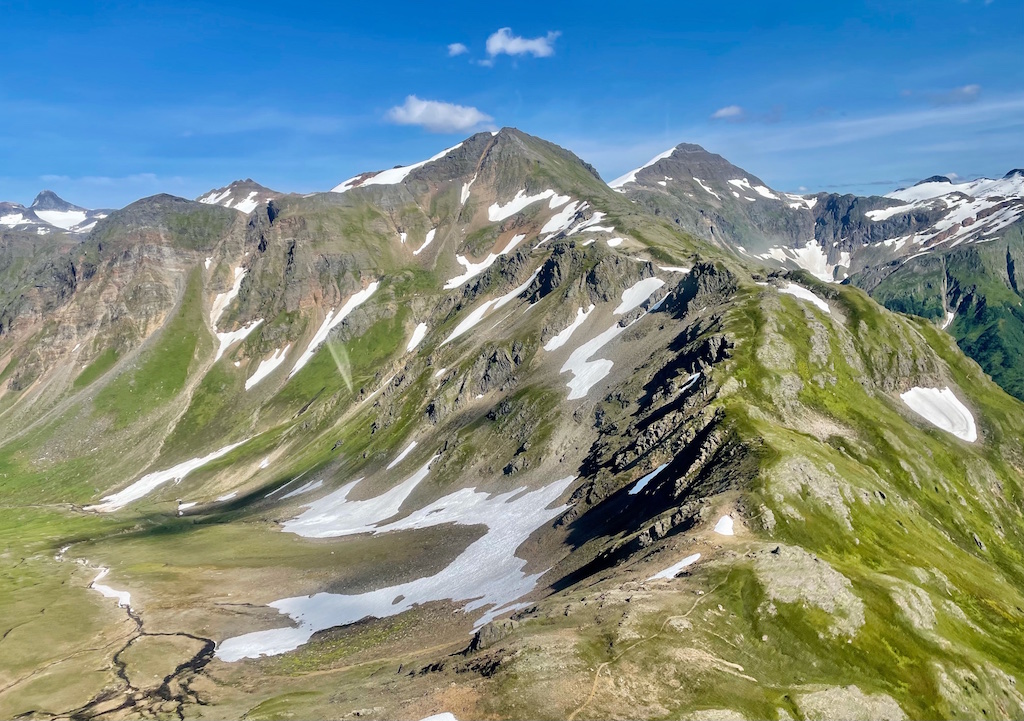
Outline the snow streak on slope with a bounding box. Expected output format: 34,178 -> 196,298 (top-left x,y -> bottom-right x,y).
215,319 -> 263,362
609,147 -> 676,189
543,305 -> 595,351
443,270 -> 540,344
407,323 -> 428,352
85,439 -> 251,512
91,568 -> 132,608
218,472 -> 576,660
289,282 -> 379,378
488,189 -> 559,222
561,324 -> 627,400
443,234 -> 527,290
629,463 -> 668,495
615,278 -> 665,314
649,553 -> 701,580
414,228 -> 437,256
900,386 -> 977,442
246,345 -> 291,390
332,142 -> 465,192
777,283 -> 831,314
210,267 -> 246,327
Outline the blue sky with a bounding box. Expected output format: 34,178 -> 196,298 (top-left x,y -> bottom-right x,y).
1,0 -> 1021,208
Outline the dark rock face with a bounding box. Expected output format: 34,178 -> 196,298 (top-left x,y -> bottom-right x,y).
31,190 -> 83,212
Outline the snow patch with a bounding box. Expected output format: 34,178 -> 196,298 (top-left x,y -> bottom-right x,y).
386,441 -> 418,470
85,440 -> 250,512
713,515 -> 734,536
629,463 -> 668,495
215,319 -> 263,362
560,323 -> 626,400
615,277 -> 665,314
246,345 -> 291,391
35,209 -> 87,230
332,142 -> 464,193
443,234 -> 527,289
543,305 -> 595,352
900,386 -> 977,442
488,189 -> 556,222
692,178 -> 720,199
217,471 -> 576,660
443,270 -> 540,344
281,479 -> 324,500
91,568 -> 131,608
407,323 -> 428,352
210,267 -> 247,328
777,282 -> 831,314
413,228 -> 436,256
649,553 -> 700,581
460,175 -> 476,205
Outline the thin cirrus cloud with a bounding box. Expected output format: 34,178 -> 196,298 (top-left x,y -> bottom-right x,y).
447,42 -> 468,57
485,27 -> 561,58
711,105 -> 744,120
386,95 -> 493,133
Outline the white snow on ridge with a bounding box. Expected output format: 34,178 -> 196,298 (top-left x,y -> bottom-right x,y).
443,269 -> 540,345
488,189 -> 557,222
649,553 -> 700,580
777,282 -> 831,314
332,142 -> 465,193
941,311 -> 955,330
1,213 -> 28,227
609,147 -> 676,189
91,568 -> 131,608
289,282 -> 379,378
407,322 -> 428,352
728,178 -> 778,200
900,386 -> 977,442
246,344 -> 291,391
85,439 -> 251,512
544,305 -> 595,352
218,470 -> 576,661
540,201 -> 583,236
443,234 -> 526,289
615,277 -> 665,314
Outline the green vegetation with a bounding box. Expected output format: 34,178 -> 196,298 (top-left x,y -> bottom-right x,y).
72,346 -> 119,389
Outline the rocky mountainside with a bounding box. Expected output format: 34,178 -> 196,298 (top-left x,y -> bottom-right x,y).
0,190 -> 112,235
2,129 -> 1024,721
616,145 -> 1024,401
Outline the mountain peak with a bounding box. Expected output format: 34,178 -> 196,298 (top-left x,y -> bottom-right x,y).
914,175 -> 952,186
197,179 -> 283,214
30,189 -> 83,212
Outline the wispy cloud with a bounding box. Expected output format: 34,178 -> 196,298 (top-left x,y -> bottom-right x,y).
448,42 -> 468,57
485,28 -> 561,59
386,95 -> 493,133
711,105 -> 744,121
931,83 -> 982,105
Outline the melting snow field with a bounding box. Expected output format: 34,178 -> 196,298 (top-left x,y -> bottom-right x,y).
289,282 -> 379,378
35,208 -> 88,230
777,283 -> 831,314
218,464 -> 577,661
900,386 -> 977,442
629,463 -> 668,495
246,345 -> 291,391
544,305 -> 595,352
85,439 -> 251,512
91,568 -> 132,608
649,553 -> 701,580
281,479 -> 324,500
761,241 -> 839,282
714,515 -> 734,536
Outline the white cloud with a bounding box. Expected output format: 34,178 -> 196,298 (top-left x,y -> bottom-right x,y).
486,28 -> 561,58
933,84 -> 981,105
386,95 -> 493,133
711,105 -> 744,120
448,42 -> 468,57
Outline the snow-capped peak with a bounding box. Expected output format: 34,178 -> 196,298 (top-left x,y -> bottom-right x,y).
197,180 -> 281,214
